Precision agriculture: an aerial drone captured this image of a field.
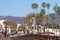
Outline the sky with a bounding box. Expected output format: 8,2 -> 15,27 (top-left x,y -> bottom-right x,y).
0,0 -> 60,17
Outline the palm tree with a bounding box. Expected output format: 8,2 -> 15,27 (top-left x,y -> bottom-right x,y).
3,21 -> 17,29
54,3 -> 60,35
40,9 -> 45,32
42,2 -> 46,8
31,3 -> 39,34
46,3 -> 50,14
3,21 -> 9,37
45,15 -> 49,32
53,3 -> 57,13
42,2 -> 46,32
54,3 -> 60,15
35,13 -> 42,33
9,21 -> 17,29
32,3 -> 38,13
49,13 -> 55,32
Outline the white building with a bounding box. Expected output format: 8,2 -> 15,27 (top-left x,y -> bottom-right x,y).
17,23 -> 22,30
0,20 -> 24,35
0,20 -> 6,29
0,20 -> 11,33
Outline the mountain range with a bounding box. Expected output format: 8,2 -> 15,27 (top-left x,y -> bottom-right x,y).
0,16 -> 24,25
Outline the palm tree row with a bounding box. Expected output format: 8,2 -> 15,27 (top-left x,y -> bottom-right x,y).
24,2 -> 60,34
3,20 -> 17,29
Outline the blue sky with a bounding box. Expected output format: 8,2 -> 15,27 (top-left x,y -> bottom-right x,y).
0,0 -> 60,17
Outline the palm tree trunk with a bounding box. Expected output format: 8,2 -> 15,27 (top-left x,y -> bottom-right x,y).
48,9 -> 49,32
43,16 -> 45,32
36,8 -> 37,14
5,25 -> 7,37
47,20 -> 49,32
52,19 -> 53,32
39,20 -> 42,33
33,9 -> 36,13
48,9 -> 49,14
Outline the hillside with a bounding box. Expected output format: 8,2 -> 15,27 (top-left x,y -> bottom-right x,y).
0,16 -> 24,25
